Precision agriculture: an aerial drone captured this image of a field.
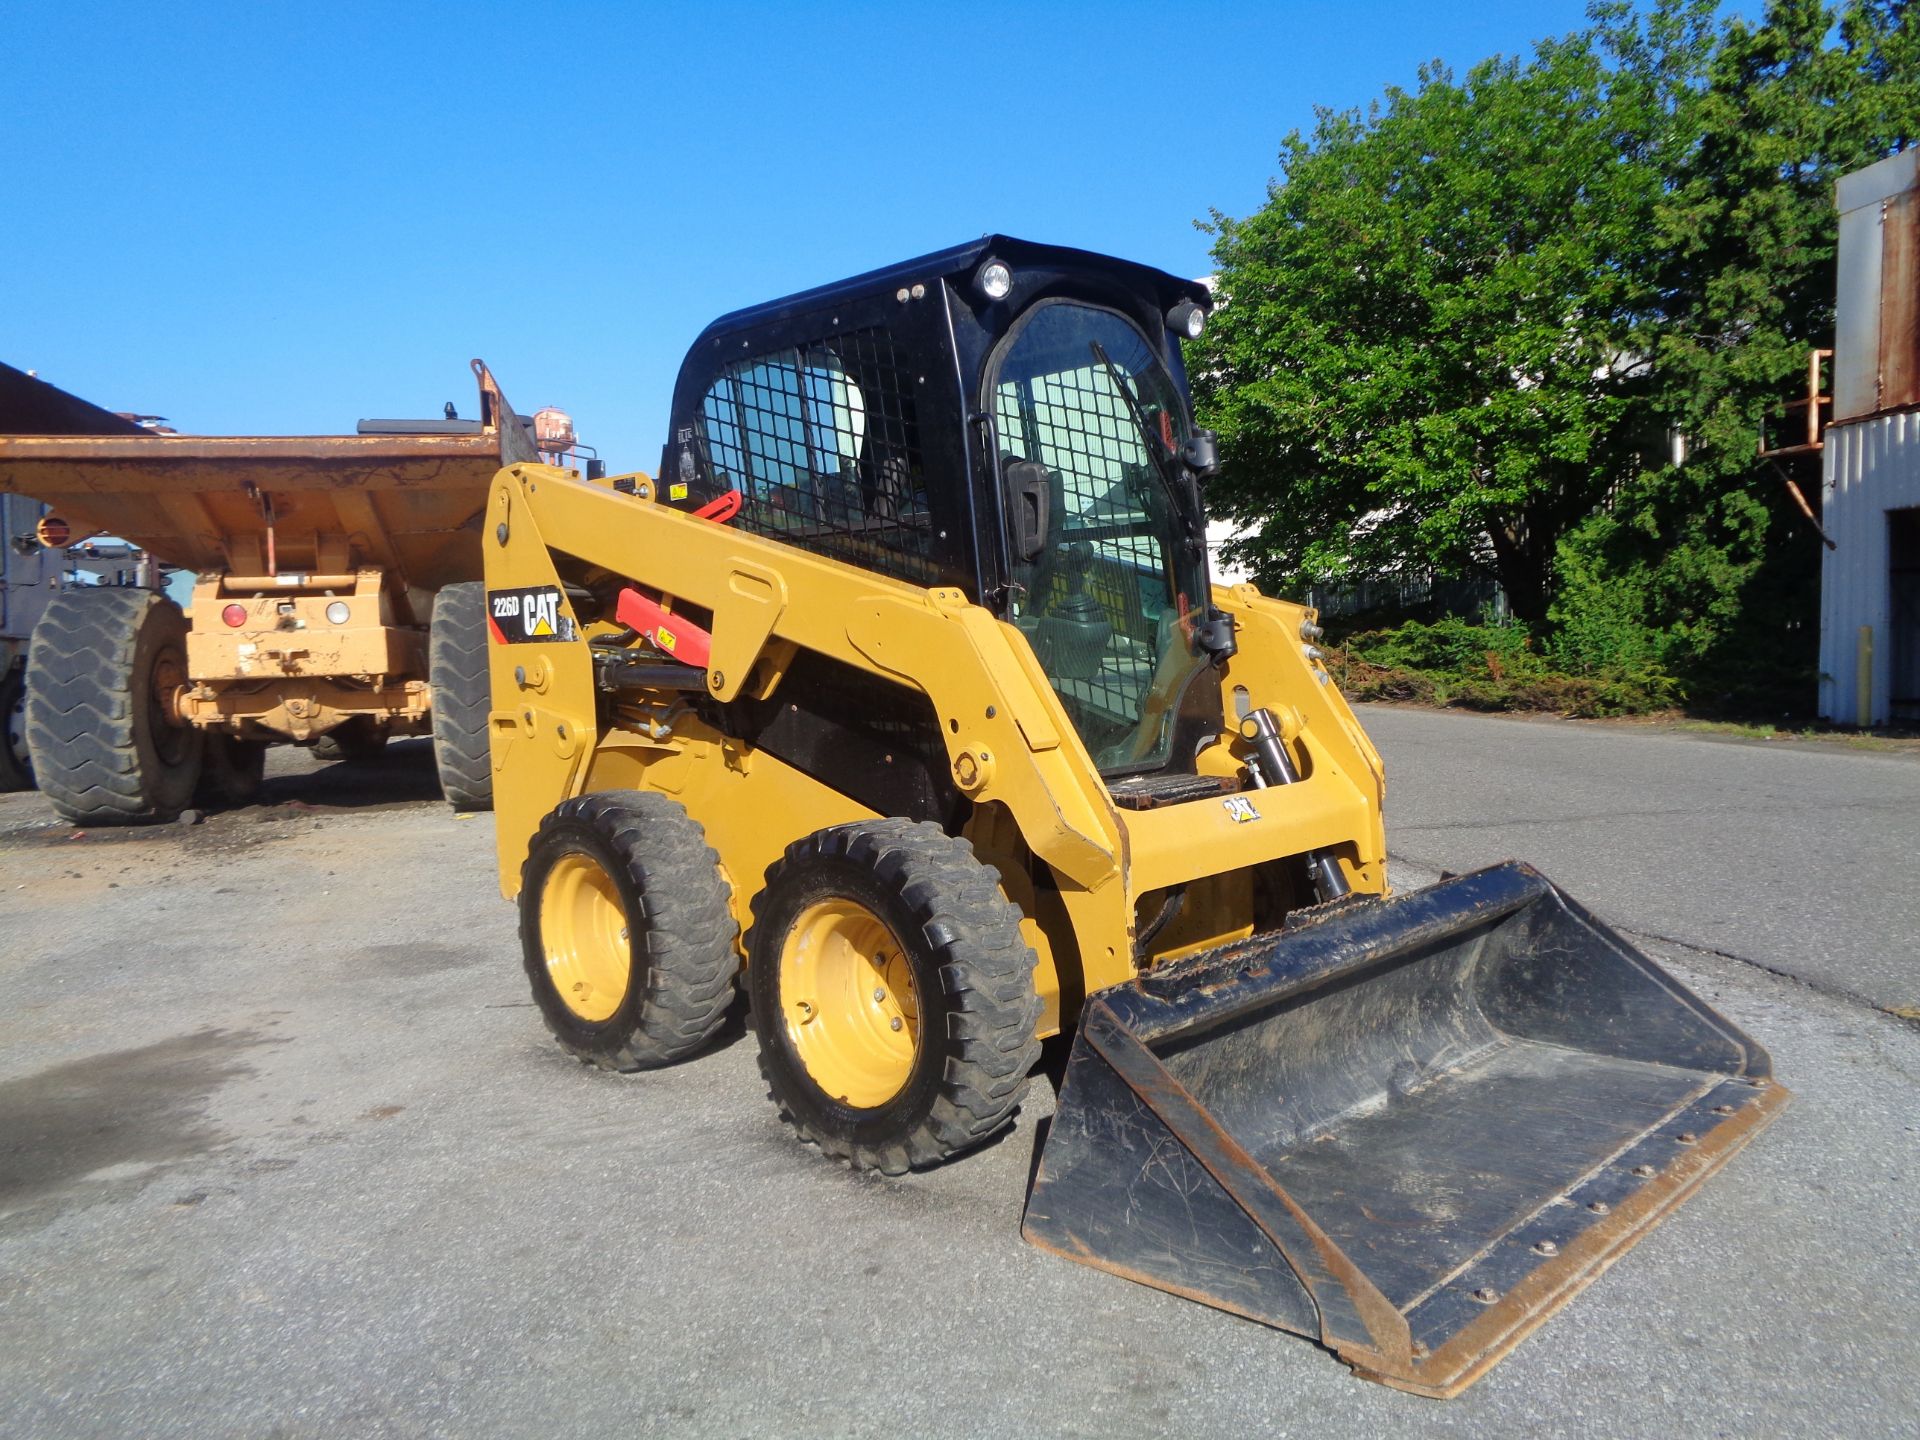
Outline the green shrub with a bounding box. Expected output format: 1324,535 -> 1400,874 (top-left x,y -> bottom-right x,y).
1327,618 -> 1678,717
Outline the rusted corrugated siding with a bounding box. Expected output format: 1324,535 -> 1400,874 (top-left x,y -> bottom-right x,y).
1883,185 -> 1919,414
1833,150 -> 1920,423
1819,411 -> 1920,721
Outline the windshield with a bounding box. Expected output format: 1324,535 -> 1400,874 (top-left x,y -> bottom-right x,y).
991,302 -> 1211,774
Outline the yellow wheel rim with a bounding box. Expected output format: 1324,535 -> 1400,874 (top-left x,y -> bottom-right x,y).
539,852 -> 632,1023
779,898 -> 920,1109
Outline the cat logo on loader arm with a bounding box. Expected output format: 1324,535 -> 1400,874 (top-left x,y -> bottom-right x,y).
478,236 -> 1788,1396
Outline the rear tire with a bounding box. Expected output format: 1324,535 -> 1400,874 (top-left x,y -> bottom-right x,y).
748,819 -> 1042,1175
25,588 -> 204,823
519,790 -> 740,1070
197,733 -> 267,807
311,716 -> 388,764
429,581 -> 492,810
0,666 -> 32,791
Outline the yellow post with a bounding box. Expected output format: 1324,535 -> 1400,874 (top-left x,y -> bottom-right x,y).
1857,625 -> 1874,725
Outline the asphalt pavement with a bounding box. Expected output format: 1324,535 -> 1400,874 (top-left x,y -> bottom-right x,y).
0,717 -> 1915,1439
1360,706 -> 1920,1014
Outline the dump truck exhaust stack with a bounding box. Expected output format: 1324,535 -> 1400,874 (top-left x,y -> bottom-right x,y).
1025,861 -> 1788,1397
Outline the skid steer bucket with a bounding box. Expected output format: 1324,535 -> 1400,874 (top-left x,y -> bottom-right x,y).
1023,861 -> 1788,1397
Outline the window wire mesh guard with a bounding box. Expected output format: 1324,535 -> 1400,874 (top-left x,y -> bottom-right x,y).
995,362 -> 1177,742
698,328 -> 936,586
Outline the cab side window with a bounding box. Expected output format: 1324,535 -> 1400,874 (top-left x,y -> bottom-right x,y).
696,327 -> 934,585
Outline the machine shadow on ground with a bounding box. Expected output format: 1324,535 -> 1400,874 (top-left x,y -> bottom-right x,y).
256,738 -> 447,813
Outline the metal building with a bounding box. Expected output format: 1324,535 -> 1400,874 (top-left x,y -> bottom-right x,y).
1819,149 -> 1920,725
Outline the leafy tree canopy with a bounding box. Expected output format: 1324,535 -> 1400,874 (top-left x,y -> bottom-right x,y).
1196,0 -> 1917,680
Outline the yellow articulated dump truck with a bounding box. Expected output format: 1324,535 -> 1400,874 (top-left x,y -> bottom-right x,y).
0,359 -> 547,820
478,238 -> 1788,1396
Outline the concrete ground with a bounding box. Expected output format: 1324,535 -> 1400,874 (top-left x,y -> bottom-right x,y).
0,714 -> 1915,1438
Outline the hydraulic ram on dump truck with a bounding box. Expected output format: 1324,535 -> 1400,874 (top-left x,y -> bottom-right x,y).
476,237 -> 1788,1396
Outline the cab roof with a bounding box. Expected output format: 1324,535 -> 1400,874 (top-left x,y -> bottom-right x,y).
690,236 -> 1212,350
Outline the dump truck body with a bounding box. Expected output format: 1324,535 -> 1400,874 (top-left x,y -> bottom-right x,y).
479,236 -> 1787,1394
0,359 -> 540,816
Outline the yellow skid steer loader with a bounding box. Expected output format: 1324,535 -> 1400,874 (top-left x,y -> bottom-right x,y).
480,238 -> 1787,1396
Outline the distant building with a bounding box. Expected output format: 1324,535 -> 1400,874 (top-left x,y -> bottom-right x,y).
1819,149 -> 1920,725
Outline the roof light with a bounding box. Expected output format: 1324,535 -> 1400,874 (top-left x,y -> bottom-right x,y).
1169,299 -> 1206,340
976,259 -> 1013,302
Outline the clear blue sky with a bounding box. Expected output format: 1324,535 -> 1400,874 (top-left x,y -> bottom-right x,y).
13,0 -> 1613,471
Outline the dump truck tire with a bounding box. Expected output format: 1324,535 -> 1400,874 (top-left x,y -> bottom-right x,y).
520,790 -> 740,1070
429,581 -> 492,810
312,716 -> 387,764
25,588 -> 203,824
0,666 -> 32,791
748,819 -> 1043,1176
198,734 -> 267,807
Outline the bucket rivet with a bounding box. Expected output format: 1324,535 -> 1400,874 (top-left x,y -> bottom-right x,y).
1632,1164 -> 1657,1178
1713,1104 -> 1735,1115
1675,1131 -> 1698,1144
1587,1201 -> 1610,1214
1533,1240 -> 1559,1256
1471,1287 -> 1500,1304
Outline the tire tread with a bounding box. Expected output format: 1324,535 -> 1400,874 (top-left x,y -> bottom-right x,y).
751,818 -> 1043,1175
521,790 -> 739,1070
429,581 -> 492,809
25,588 -> 193,823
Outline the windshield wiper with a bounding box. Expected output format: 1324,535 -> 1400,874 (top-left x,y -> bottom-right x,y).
1089,341 -> 1200,535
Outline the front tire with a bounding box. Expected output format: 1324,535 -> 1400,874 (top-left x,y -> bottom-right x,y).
197,733 -> 267,808
0,665 -> 32,791
748,819 -> 1042,1175
519,791 -> 740,1070
25,588 -> 204,823
311,716 -> 387,764
429,581 -> 492,810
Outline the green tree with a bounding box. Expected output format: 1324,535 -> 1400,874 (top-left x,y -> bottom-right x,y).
1551,0 -> 1919,702
1198,0 -> 1917,704
1195,5 -> 1712,623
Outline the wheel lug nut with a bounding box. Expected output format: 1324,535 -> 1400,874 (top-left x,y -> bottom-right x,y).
873,987 -> 886,1002
890,1017 -> 903,1031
